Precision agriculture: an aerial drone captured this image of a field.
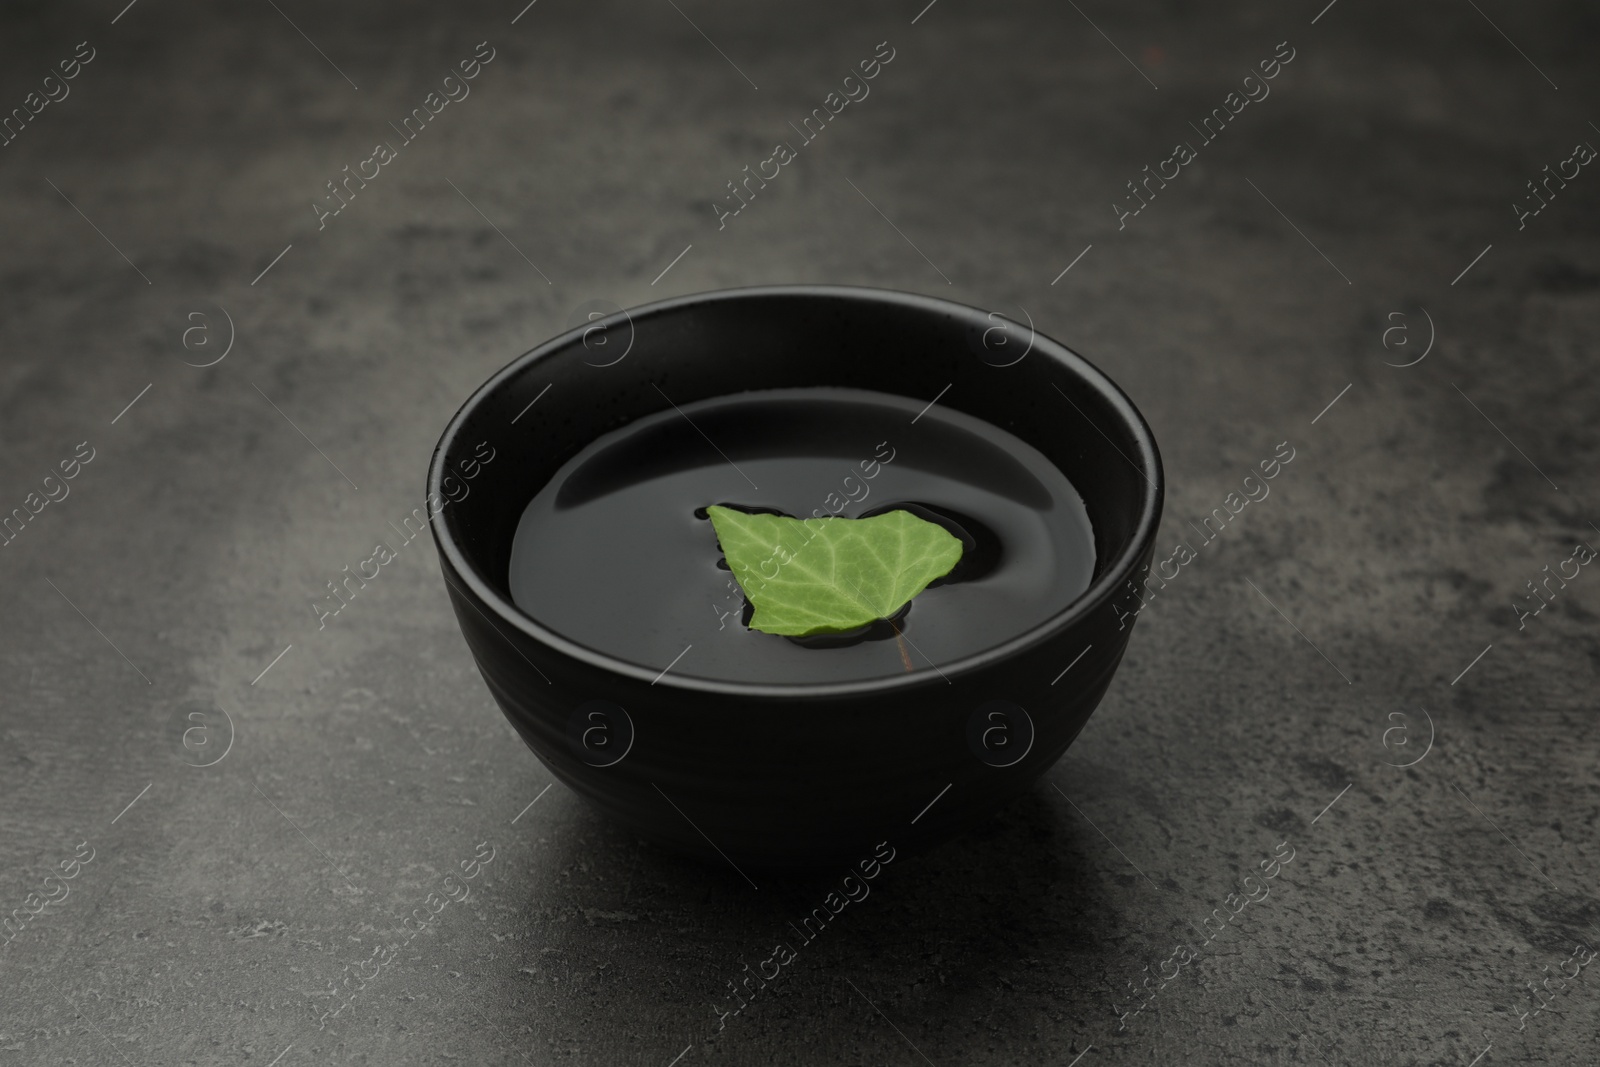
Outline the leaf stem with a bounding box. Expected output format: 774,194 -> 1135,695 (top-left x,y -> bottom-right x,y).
890,623 -> 914,673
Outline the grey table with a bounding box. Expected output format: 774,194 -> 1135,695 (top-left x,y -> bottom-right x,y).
2,1 -> 1597,1063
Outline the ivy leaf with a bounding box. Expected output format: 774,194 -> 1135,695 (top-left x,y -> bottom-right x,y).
705,505 -> 964,637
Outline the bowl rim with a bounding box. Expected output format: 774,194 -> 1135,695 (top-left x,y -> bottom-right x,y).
428,283 -> 1164,699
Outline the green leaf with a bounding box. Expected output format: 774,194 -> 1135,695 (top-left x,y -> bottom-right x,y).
705,505 -> 964,637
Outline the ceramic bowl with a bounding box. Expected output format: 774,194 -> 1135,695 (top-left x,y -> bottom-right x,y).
428,285 -> 1163,871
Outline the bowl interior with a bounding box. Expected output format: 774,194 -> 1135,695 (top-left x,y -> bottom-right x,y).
430,286 -> 1160,683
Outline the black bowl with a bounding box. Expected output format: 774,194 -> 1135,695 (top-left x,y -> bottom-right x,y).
428,285 -> 1163,871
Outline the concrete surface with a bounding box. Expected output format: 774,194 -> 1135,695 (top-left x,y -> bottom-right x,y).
2,0 -> 1598,1063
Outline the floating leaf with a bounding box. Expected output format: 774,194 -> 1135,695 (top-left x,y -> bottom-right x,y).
705,506 -> 964,637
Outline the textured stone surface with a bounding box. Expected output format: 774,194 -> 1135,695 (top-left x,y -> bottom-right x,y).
1,0 -> 1597,1063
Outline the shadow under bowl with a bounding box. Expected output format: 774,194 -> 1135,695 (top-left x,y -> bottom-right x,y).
428,285 -> 1163,872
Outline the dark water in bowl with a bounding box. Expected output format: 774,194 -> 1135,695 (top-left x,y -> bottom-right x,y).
507,386 -> 1095,684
